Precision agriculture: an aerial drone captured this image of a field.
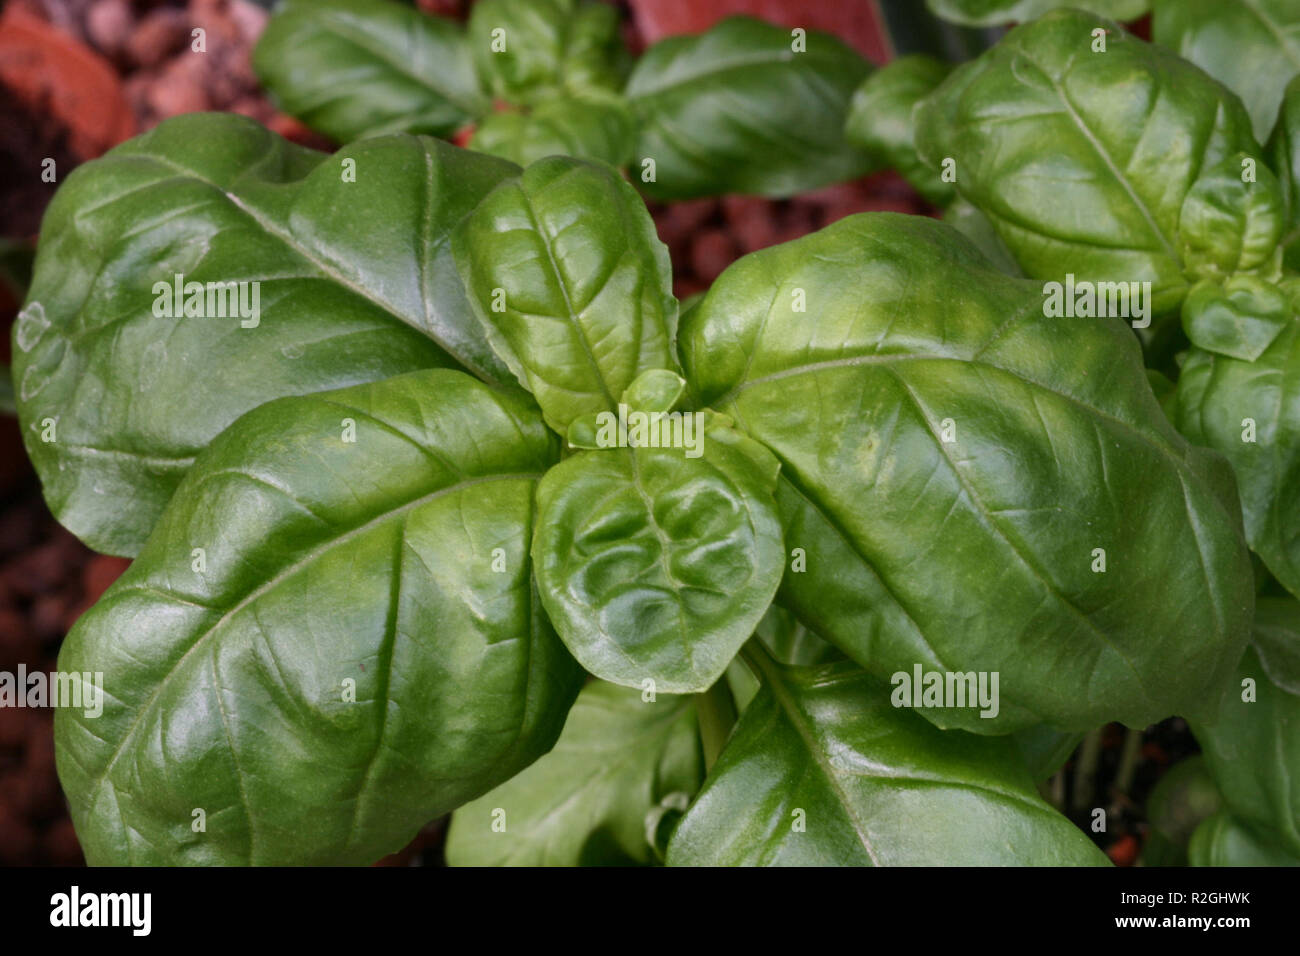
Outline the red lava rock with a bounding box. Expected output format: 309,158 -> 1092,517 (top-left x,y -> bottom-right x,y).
654,198 -> 717,247
85,0 -> 133,59
43,817 -> 84,865
2,540 -> 70,599
417,0 -> 467,16
1107,833 -> 1140,866
690,228 -> 738,284
147,52 -> 212,117
82,554 -> 129,604
0,606 -> 27,658
673,278 -> 707,302
30,594 -> 65,641
0,801 -> 38,863
721,195 -> 779,252
126,8 -> 191,69
266,112 -> 334,151
0,707 -> 38,752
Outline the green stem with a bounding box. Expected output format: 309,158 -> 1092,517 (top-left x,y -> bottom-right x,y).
696,676 -> 738,772
1072,727 -> 1104,812
1110,726 -> 1144,805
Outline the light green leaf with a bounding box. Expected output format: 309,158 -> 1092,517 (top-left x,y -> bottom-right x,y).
468,92 -> 635,167
253,0 -> 489,142
1188,810 -> 1300,866
446,681 -> 703,866
666,655 -> 1110,865
927,0 -> 1149,28
1181,276 -> 1290,362
681,213 -> 1255,733
452,156 -> 677,434
1178,154 -> 1285,282
625,16 -> 875,200
55,369 -> 581,865
533,418 -> 784,694
11,114 -> 521,556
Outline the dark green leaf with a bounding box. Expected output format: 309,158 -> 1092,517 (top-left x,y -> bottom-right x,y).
446,681 -> 702,866
1187,598 -> 1300,853
666,656 -> 1110,865
55,369 -> 581,865
1012,725 -> 1083,781
927,0 -> 1149,28
681,213 -> 1255,733
532,416 -> 784,693
844,55 -> 955,206
1188,810 -> 1300,865
452,156 -> 677,434
625,16 -> 875,200
253,0 -> 489,142
11,114 -> 520,556
1142,756 -> 1222,865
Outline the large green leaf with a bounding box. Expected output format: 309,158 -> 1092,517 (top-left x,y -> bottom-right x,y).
1187,598 -> 1300,853
452,156 -> 677,435
625,16 -> 875,200
55,369 -> 581,865
680,213 -> 1254,734
467,0 -> 629,105
844,55 -> 955,206
253,0 -> 489,142
916,8 -> 1264,320
1188,810 -> 1300,865
533,416 -> 784,694
1152,0 -> 1300,144
666,655 -> 1109,865
1177,320 -> 1300,596
1268,75 -> 1300,269
11,113 -> 520,556
927,0 -> 1149,28
445,681 -> 702,866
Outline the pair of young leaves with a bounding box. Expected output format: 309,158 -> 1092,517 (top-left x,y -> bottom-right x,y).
252,0 -> 874,199
847,8 -> 1300,608
18,101 -> 1259,862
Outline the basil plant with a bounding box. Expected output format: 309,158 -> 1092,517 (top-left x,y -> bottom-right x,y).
252,0 -> 874,199
846,4 -> 1300,863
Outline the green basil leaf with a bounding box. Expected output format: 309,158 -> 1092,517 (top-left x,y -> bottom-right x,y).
452,156 -> 677,434
253,0 -> 489,142
1187,598 -> 1300,853
1188,810 -> 1300,866
1178,155 -> 1285,282
1268,74 -> 1300,269
1142,756 -> 1222,865
944,199 -> 1023,276
11,114 -> 521,556
625,16 -> 875,200
1012,725 -> 1084,782
620,368 -> 687,414
755,603 -> 840,668
666,656 -> 1110,866
1181,276 -> 1290,361
55,369 -> 581,865
468,92 -> 634,168
532,418 -> 784,694
467,0 -> 629,105
1152,0 -> 1300,144
844,55 -> 955,206
681,213 -> 1255,733
445,681 -> 703,866
1176,323 -> 1300,595
916,8 -> 1262,319
927,0 -> 1149,28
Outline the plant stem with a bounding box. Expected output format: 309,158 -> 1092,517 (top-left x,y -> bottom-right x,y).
1072,727 -> 1104,812
1109,726 -> 1144,814
696,677 -> 738,772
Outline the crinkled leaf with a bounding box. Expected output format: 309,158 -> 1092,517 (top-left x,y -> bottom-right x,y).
468,91 -> 634,167
452,156 -> 677,434
253,0 -> 489,142
55,370 -> 581,865
1181,276 -> 1290,361
532,419 -> 784,694
1178,154 -> 1285,282
12,114 -> 522,556
916,9 -> 1263,319
1177,322 -> 1300,596
1152,0 -> 1300,143
446,681 -> 702,866
681,213 -> 1254,734
666,657 -> 1110,866
1187,598 -> 1300,853
1188,810 -> 1300,866
844,55 -> 954,206
467,0 -> 628,104
927,0 -> 1149,28
625,16 -> 875,200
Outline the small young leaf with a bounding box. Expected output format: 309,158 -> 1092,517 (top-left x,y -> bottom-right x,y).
1181,277 -> 1290,362
468,91 -> 635,167
1177,155 -> 1285,282
1188,811 -> 1300,866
